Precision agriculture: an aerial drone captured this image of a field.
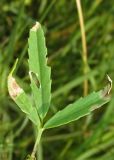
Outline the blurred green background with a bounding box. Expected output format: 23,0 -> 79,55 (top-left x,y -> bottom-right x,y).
0,0 -> 114,159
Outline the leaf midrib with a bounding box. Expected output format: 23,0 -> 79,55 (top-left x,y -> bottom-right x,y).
36,30 -> 44,109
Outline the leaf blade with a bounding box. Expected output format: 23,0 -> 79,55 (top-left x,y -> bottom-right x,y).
28,22 -> 51,119
44,86 -> 110,129
8,75 -> 40,126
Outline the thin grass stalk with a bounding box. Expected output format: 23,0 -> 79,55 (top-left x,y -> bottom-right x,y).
76,0 -> 89,96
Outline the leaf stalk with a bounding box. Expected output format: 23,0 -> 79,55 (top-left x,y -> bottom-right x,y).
31,128 -> 44,159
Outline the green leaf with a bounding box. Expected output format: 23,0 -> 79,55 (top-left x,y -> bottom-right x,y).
44,85 -> 111,129
28,22 -> 51,119
7,60 -> 40,126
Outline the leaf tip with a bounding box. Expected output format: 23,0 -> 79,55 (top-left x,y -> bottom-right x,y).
99,75 -> 112,99
7,59 -> 23,99
31,22 -> 41,31
107,74 -> 112,94
8,76 -> 23,99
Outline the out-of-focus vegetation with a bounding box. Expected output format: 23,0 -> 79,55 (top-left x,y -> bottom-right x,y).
0,0 -> 114,159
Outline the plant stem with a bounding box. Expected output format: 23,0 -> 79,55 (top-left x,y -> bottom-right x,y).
37,142 -> 43,160
31,128 -> 44,159
76,0 -> 89,96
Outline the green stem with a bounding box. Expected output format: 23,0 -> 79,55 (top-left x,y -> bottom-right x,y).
76,0 -> 89,96
31,128 -> 44,159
